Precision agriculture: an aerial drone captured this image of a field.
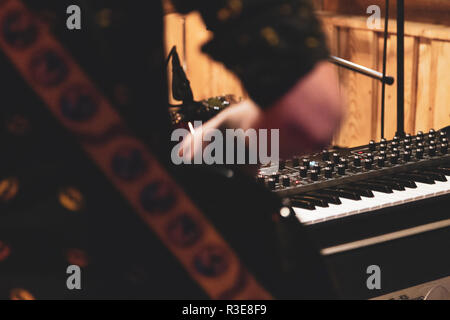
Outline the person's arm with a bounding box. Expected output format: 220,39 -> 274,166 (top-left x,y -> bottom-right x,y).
211,61 -> 342,158
173,0 -> 343,158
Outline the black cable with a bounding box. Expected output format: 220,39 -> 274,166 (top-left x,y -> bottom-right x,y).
381,0 -> 389,139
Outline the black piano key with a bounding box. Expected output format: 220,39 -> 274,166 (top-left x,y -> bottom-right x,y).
378,177 -> 417,189
338,185 -> 374,198
436,167 -> 450,175
306,192 -> 342,205
293,195 -> 329,207
418,170 -> 447,182
290,198 -> 316,210
395,173 -> 435,185
319,188 -> 361,201
351,182 -> 393,194
369,179 -> 405,191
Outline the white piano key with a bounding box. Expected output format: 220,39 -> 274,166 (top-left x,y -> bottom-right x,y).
294,175 -> 450,225
293,207 -> 318,224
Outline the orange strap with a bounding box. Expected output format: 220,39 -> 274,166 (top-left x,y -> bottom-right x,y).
0,0 -> 272,300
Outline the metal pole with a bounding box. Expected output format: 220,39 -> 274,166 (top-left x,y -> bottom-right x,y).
396,0 -> 405,137
329,56 -> 394,85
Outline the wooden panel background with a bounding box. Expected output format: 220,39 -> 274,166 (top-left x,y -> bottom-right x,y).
320,13 -> 450,146
164,3 -> 450,147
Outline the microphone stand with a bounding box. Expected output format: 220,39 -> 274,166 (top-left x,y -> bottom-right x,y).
396,0 -> 405,138
330,0 -> 406,139
329,56 -> 394,85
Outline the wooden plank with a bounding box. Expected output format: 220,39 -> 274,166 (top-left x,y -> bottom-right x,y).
319,13 -> 450,42
433,41 -> 450,130
322,0 -> 450,26
407,38 -> 420,135
415,38 -> 435,132
371,31 -> 379,140
335,28 -> 377,147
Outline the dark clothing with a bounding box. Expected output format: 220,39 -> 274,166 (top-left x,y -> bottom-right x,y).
173,0 -> 329,108
0,0 -> 333,299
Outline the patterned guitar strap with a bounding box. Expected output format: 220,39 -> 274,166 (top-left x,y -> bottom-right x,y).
0,0 -> 272,300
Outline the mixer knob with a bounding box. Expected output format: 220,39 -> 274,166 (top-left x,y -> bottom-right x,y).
324,167 -> 333,179
417,142 -> 424,149
337,164 -> 346,175
404,145 -> 411,152
366,153 -> 374,161
364,159 -> 373,170
439,131 -> 447,141
440,143 -> 448,155
325,160 -> 334,170
429,129 -> 436,136
292,157 -> 300,167
313,164 -> 321,174
391,141 -> 399,148
322,150 -> 330,161
377,156 -> 385,167
415,136 -> 423,144
271,173 -> 280,183
303,158 -> 310,168
417,131 -> 424,137
393,136 -> 400,142
353,155 -> 362,167
390,153 -> 398,165
403,151 -> 411,162
267,178 -> 276,190
340,158 -> 348,169
281,175 -> 291,187
392,148 -> 400,157
428,145 -> 436,157
403,138 -> 411,146
379,143 -> 387,151
381,138 -> 387,144
416,148 -> 424,159
299,166 -> 308,178
429,140 -> 436,146
257,175 -> 266,185
279,159 -> 286,170
333,153 -> 340,164
369,140 -> 376,152
441,137 -> 448,145
310,170 -> 319,181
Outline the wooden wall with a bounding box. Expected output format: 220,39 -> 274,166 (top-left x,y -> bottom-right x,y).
321,13 -> 450,146
164,3 -> 450,147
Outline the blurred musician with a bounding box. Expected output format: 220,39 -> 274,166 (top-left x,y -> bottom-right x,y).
0,0 -> 342,299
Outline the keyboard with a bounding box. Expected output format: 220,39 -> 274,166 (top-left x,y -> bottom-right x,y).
257,126 -> 450,299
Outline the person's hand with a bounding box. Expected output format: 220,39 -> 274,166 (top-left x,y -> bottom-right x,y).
178,101 -> 263,175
